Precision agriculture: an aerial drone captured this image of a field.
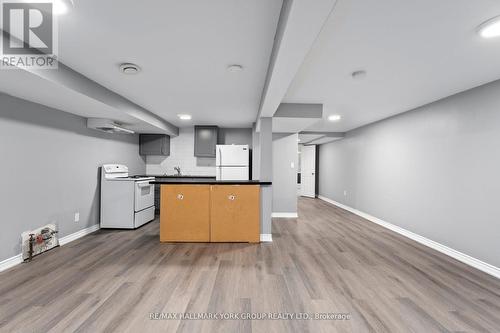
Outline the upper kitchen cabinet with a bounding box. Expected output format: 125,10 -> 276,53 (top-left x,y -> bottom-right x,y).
194,126 -> 219,157
139,134 -> 170,156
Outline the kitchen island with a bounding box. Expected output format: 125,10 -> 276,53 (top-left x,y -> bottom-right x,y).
151,180 -> 271,243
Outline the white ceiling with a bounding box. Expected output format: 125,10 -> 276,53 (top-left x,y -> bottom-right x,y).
257,0 -> 338,118
0,0 -> 282,129
0,70 -> 128,123
57,0 -> 282,128
284,0 -> 500,132
4,0 -> 500,134
272,117 -> 323,133
0,69 -> 169,133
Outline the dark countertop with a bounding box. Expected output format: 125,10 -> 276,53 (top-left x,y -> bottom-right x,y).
134,175 -> 216,179
151,179 -> 272,185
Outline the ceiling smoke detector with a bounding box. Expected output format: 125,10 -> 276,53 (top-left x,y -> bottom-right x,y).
227,64 -> 243,73
119,63 -> 141,75
351,70 -> 367,80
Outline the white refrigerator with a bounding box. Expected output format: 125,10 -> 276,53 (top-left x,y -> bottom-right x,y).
216,145 -> 249,180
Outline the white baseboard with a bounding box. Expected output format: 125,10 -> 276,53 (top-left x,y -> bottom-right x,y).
272,212 -> 298,218
260,234 -> 273,242
0,254 -> 23,273
0,224 -> 100,273
318,195 -> 500,280
59,224 -> 100,246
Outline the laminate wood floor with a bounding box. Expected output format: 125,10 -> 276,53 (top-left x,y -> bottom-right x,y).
1,198 -> 499,333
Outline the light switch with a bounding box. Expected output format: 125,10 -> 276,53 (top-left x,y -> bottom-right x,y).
74,212 -> 80,222
291,162 -> 295,169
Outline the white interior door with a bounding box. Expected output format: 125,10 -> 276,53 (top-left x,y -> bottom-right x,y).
301,145 -> 316,198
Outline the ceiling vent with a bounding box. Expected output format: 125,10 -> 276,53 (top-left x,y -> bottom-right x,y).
87,118 -> 135,134
119,63 -> 141,74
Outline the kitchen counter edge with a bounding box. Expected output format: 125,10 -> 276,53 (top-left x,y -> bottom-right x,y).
136,175 -> 216,179
151,180 -> 272,185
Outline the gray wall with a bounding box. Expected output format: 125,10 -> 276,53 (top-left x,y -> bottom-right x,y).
318,80 -> 500,267
252,123 -> 260,180
0,93 -> 145,262
146,127 -> 252,176
272,133 -> 298,213
259,118 -> 273,235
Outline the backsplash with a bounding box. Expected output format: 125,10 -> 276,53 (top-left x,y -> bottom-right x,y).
146,127 -> 216,176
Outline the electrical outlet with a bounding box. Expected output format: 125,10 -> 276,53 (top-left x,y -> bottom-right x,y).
343,190 -> 347,196
74,212 -> 80,222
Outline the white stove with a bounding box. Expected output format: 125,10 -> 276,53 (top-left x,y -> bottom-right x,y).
100,164 -> 155,229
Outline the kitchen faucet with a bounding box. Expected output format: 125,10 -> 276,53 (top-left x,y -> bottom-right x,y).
174,166 -> 182,176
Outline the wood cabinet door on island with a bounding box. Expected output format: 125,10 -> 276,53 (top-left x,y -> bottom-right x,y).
160,185 -> 210,242
210,185 -> 260,242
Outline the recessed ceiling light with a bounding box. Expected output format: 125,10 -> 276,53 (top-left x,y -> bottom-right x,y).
328,114 -> 342,122
478,16 -> 500,38
351,70 -> 367,80
177,114 -> 192,120
53,0 -> 71,15
227,64 -> 243,73
119,63 -> 141,75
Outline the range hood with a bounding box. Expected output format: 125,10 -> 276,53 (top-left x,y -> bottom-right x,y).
87,118 -> 135,134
